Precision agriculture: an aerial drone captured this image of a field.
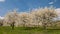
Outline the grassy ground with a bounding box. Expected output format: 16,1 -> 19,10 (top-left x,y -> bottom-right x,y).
0,26 -> 60,34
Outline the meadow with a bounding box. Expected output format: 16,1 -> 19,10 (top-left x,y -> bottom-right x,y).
0,26 -> 60,34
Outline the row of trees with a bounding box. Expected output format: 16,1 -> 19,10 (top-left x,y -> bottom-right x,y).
0,7 -> 58,29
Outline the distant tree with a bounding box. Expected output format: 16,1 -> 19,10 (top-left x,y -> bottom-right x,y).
31,7 -> 57,29
41,7 -> 57,29
4,9 -> 18,29
0,19 -> 3,26
30,8 -> 44,27
19,12 -> 32,27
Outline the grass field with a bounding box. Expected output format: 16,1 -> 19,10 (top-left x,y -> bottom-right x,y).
0,26 -> 60,34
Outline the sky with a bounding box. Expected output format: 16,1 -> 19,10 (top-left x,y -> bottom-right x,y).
0,0 -> 60,16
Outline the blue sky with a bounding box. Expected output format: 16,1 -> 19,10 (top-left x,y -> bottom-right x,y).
0,0 -> 60,16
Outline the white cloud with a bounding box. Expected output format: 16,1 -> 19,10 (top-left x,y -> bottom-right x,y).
0,16 -> 4,19
49,2 -> 54,4
55,8 -> 60,20
55,8 -> 60,14
48,0 -> 57,4
0,0 -> 5,2
52,8 -> 60,21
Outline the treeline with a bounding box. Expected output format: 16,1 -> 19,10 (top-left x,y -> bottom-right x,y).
0,7 -> 60,29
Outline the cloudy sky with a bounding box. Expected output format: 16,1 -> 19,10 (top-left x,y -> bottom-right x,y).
0,0 -> 60,16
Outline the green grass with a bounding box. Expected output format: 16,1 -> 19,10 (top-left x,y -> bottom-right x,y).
0,26 -> 60,34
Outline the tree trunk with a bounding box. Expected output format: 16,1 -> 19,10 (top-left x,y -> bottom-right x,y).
11,22 -> 15,30
43,23 -> 47,29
